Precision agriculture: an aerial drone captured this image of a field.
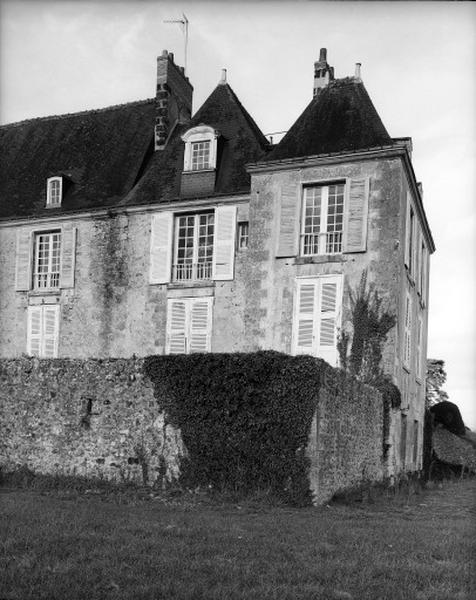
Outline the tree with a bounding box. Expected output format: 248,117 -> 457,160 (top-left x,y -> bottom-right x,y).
426,359 -> 449,408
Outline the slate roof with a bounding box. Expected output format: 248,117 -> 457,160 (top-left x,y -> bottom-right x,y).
264,77 -> 392,162
0,83 -> 269,220
0,100 -> 155,219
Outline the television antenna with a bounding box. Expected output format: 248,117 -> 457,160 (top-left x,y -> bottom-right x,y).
163,13 -> 189,74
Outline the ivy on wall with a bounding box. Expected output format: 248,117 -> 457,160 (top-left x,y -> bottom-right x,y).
144,351 -> 329,505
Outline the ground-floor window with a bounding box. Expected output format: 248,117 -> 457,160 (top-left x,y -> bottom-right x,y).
27,305 -> 60,358
166,297 -> 213,354
292,274 -> 343,366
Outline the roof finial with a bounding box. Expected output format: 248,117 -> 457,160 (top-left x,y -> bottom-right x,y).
219,68 -> 227,85
355,62 -> 362,80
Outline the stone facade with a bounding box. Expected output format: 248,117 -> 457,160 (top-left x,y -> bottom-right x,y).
0,357 -> 185,485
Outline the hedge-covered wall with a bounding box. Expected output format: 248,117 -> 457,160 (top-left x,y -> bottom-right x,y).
1,352 -> 385,505
0,357 -> 185,485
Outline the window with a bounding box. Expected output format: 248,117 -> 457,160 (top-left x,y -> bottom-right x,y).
182,125 -> 218,172
408,207 -> 414,274
34,231 -> 61,289
173,213 -> 214,282
421,242 -> 427,304
292,274 -> 343,366
403,292 -> 412,369
166,297 -> 213,354
301,183 -> 345,255
46,177 -> 63,207
27,305 -> 60,357
412,420 -> 419,467
400,414 -> 408,468
237,221 -> 249,250
416,315 -> 423,380
191,141 -> 211,171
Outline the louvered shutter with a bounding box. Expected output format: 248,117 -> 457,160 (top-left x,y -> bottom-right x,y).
150,212 -> 173,284
189,298 -> 213,353
15,228 -> 33,291
316,278 -> 341,366
404,194 -> 411,269
60,223 -> 76,288
276,183 -> 299,257
293,282 -> 317,355
212,205 -> 236,280
27,306 -> 42,356
43,305 -> 59,357
343,178 -> 369,253
166,299 -> 187,354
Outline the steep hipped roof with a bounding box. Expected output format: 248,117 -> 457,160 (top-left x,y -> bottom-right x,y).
0,100 -> 155,219
265,77 -> 392,161
123,83 -> 269,206
0,83 -> 268,220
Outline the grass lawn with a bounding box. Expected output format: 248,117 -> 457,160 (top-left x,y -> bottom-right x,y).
1,478 -> 475,600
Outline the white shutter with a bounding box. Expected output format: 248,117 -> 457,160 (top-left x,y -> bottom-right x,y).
15,228 -> 33,291
404,193 -> 411,269
166,299 -> 187,354
43,305 -> 60,357
150,212 -> 173,284
293,282 -> 317,355
316,277 -> 341,366
60,224 -> 76,288
277,184 -> 299,257
343,178 -> 369,253
27,306 -> 42,356
212,205 -> 236,280
189,298 -> 213,353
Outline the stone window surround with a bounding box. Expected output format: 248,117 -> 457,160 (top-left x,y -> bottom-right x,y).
181,125 -> 219,172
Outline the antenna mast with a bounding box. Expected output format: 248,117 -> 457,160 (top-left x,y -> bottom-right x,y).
163,13 -> 189,74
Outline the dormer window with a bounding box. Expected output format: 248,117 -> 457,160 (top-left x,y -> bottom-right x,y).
46,177 -> 63,207
182,125 -> 219,172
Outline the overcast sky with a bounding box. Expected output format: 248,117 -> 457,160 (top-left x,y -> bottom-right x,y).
1,1 -> 475,427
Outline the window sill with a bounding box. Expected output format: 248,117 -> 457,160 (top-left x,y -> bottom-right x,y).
167,280 -> 216,290
292,254 -> 345,265
182,168 -> 216,175
28,289 -> 61,297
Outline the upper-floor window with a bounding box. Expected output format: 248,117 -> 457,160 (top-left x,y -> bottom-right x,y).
46,177 -> 63,207
34,231 -> 61,289
173,212 -> 214,282
301,183 -> 345,255
182,125 -> 219,172
237,221 -> 249,250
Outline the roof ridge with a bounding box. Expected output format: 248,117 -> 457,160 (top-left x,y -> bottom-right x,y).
0,98 -> 155,129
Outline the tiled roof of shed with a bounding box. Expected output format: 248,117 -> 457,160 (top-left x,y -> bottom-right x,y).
264,77 -> 392,161
433,426 -> 476,472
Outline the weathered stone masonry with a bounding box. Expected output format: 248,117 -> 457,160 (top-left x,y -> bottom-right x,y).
1,356 -> 384,503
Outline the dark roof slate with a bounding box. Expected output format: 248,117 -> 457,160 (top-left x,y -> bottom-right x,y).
433,426 -> 476,472
265,77 -> 392,162
123,83 -> 269,207
0,100 -> 155,219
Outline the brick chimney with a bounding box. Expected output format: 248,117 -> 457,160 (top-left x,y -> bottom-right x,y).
313,48 -> 334,96
155,50 -> 193,150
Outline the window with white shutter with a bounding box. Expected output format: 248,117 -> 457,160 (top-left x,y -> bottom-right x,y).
301,184 -> 345,255
27,305 -> 60,357
416,315 -> 423,380
403,292 -> 412,369
292,275 -> 342,366
166,297 -> 213,354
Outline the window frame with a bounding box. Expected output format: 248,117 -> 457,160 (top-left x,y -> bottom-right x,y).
403,292 -> 412,370
33,230 -> 62,290
300,182 -> 345,256
172,211 -> 215,283
182,125 -> 219,172
237,221 -> 249,250
46,176 -> 63,207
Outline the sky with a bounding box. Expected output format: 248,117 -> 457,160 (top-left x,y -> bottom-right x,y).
1,0 -> 475,427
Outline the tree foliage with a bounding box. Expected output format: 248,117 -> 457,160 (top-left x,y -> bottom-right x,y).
425,358 -> 449,408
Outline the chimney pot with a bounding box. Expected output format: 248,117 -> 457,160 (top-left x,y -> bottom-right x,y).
220,68 -> 227,85
355,62 -> 362,79
161,49 -> 168,57
169,52 -> 174,62
319,48 -> 327,62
